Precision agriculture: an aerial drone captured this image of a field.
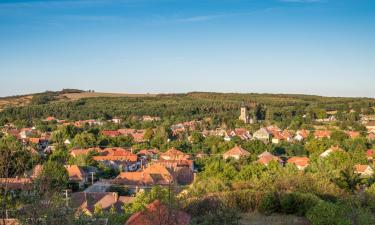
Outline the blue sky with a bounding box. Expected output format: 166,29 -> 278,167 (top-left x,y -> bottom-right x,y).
0,0 -> 374,97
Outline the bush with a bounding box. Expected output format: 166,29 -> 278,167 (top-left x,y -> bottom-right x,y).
306,201 -> 349,225
280,192 -> 320,216
258,192 -> 280,215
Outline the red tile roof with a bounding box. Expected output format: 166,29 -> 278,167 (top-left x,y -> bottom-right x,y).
125,200 -> 190,225
114,164 -> 173,186
66,165 -> 85,182
346,131 -> 360,138
287,157 -> 310,169
160,148 -> 190,161
93,148 -> 138,162
102,130 -> 122,137
0,178 -> 32,191
314,130 -> 331,138
367,149 -> 374,158
222,145 -> 250,158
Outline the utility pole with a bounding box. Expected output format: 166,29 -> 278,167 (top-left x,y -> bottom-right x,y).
90,172 -> 95,185
64,189 -> 69,207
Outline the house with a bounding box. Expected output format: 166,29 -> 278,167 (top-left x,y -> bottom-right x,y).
111,117 -> 122,124
287,157 -> 310,170
0,178 -> 33,192
70,192 -> 126,216
354,165 -> 374,177
28,137 -> 49,151
346,131 -> 360,139
228,128 -> 252,140
0,219 -> 21,225
70,147 -> 101,158
137,149 -> 160,159
101,130 -> 122,137
295,129 -> 310,141
66,165 -> 88,188
154,160 -> 194,185
257,151 -> 282,166
44,116 -> 57,122
316,115 -> 336,123
19,128 -> 35,139
367,149 -> 374,161
92,148 -> 138,171
314,130 -> 331,139
365,121 -> 375,131
142,115 -> 161,122
125,200 -> 191,225
320,146 -> 344,158
113,164 -> 174,193
271,131 -> 285,144
253,128 -> 271,143
222,145 -> 250,160
368,133 -> 375,141
160,148 -> 191,161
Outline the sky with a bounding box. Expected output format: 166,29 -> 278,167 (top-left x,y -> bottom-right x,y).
0,0 -> 374,98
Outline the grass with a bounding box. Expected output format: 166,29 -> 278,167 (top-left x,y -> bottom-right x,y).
61,92 -> 157,100
240,212 -> 311,225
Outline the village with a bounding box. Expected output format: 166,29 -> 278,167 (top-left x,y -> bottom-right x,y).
1,103 -> 375,225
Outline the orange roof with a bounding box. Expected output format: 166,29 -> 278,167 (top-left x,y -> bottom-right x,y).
367,149 -> 374,158
114,164 -> 173,186
223,145 -> 250,157
66,165 -> 85,181
70,192 -> 123,215
257,155 -> 281,165
160,148 -> 190,160
287,157 -> 310,168
70,147 -> 100,157
314,130 -> 331,138
346,131 -> 360,138
0,178 -> 32,191
92,148 -> 138,162
102,130 -> 122,137
125,200 -> 190,225
28,137 -> 40,144
297,129 -> 310,138
137,149 -> 161,156
354,164 -> 372,173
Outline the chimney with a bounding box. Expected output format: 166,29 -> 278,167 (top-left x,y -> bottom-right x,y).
113,192 -> 119,202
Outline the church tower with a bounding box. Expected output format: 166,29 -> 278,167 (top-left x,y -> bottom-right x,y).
239,102 -> 249,124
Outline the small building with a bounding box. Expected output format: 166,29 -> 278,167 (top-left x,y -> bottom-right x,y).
346,131 -> 360,139
287,157 -> 310,170
257,151 -> 282,166
66,165 -> 89,188
320,146 -> 344,158
354,165 -> 374,177
125,200 -> 191,225
367,149 -> 374,161
295,129 -> 310,141
160,148 -> 191,161
314,130 -> 331,139
253,128 -> 271,143
222,145 -> 250,160
70,192 -> 126,216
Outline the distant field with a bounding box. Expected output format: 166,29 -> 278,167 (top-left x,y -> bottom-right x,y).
0,95 -> 33,111
240,212 -> 311,225
62,92 -> 157,100
0,92 -> 157,110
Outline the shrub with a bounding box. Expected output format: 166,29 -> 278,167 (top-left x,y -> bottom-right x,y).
258,192 -> 280,215
280,192 -> 320,216
306,201 -> 350,225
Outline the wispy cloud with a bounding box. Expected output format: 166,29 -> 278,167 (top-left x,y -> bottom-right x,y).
0,0 -> 110,9
279,0 -> 321,3
165,10 -> 265,24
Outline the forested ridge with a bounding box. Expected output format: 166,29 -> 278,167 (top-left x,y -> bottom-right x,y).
1,91 -> 374,126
